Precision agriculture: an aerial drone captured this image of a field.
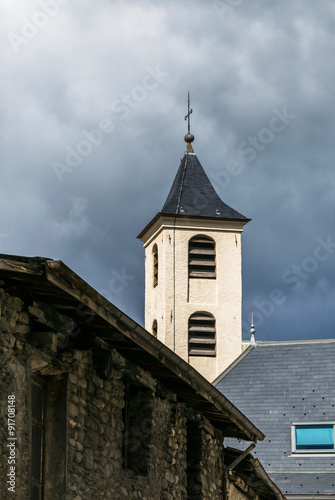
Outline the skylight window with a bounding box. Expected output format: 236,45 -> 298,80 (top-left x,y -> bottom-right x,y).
292,423 -> 335,453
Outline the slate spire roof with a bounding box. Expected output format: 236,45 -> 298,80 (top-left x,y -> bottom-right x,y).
161,149 -> 248,220
137,110 -> 250,240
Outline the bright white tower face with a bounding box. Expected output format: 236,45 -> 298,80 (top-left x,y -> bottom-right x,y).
138,131 -> 249,382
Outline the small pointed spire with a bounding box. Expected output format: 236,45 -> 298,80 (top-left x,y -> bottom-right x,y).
250,313 -> 256,346
184,91 -> 194,153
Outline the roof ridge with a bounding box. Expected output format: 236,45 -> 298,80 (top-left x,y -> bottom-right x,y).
212,345 -> 255,385
243,339 -> 335,346
176,153 -> 188,214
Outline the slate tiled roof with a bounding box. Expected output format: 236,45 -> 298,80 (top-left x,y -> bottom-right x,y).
215,341 -> 335,496
161,152 -> 248,220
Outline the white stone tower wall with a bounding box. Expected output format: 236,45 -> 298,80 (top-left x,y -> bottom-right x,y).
143,216 -> 245,382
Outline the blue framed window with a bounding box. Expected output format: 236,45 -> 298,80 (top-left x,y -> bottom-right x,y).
292,423 -> 335,453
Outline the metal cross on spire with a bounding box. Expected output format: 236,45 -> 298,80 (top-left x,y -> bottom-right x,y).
184,91 -> 193,134
184,92 -> 194,151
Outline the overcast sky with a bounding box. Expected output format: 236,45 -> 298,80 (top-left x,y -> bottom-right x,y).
1,0 -> 334,342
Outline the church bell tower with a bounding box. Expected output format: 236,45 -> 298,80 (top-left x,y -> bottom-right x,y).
137,96 -> 250,382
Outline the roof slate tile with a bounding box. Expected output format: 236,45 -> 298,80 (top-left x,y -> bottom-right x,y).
161,152 -> 248,220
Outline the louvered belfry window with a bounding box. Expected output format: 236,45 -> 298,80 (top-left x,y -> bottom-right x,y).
188,236 -> 216,278
188,312 -> 216,356
153,244 -> 158,287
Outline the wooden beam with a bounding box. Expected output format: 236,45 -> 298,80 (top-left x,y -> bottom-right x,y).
28,300 -> 74,334
0,257 -> 45,275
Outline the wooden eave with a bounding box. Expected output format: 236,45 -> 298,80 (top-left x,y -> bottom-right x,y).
225,447 -> 286,499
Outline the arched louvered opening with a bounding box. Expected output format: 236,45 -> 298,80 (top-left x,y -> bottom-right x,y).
152,320 -> 157,338
188,236 -> 216,278
153,244 -> 158,287
188,312 -> 216,356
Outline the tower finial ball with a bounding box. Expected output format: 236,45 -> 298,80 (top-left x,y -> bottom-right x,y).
184,133 -> 194,143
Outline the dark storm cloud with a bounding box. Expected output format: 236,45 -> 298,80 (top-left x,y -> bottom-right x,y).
0,0 -> 334,339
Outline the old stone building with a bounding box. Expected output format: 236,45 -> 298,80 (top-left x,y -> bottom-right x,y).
0,254 -> 285,499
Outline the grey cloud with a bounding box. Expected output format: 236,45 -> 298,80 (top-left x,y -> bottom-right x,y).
0,0 -> 334,339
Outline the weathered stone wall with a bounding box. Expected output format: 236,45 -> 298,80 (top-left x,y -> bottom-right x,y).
0,285 -> 258,500
59,344 -> 224,499
0,288 -> 30,500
